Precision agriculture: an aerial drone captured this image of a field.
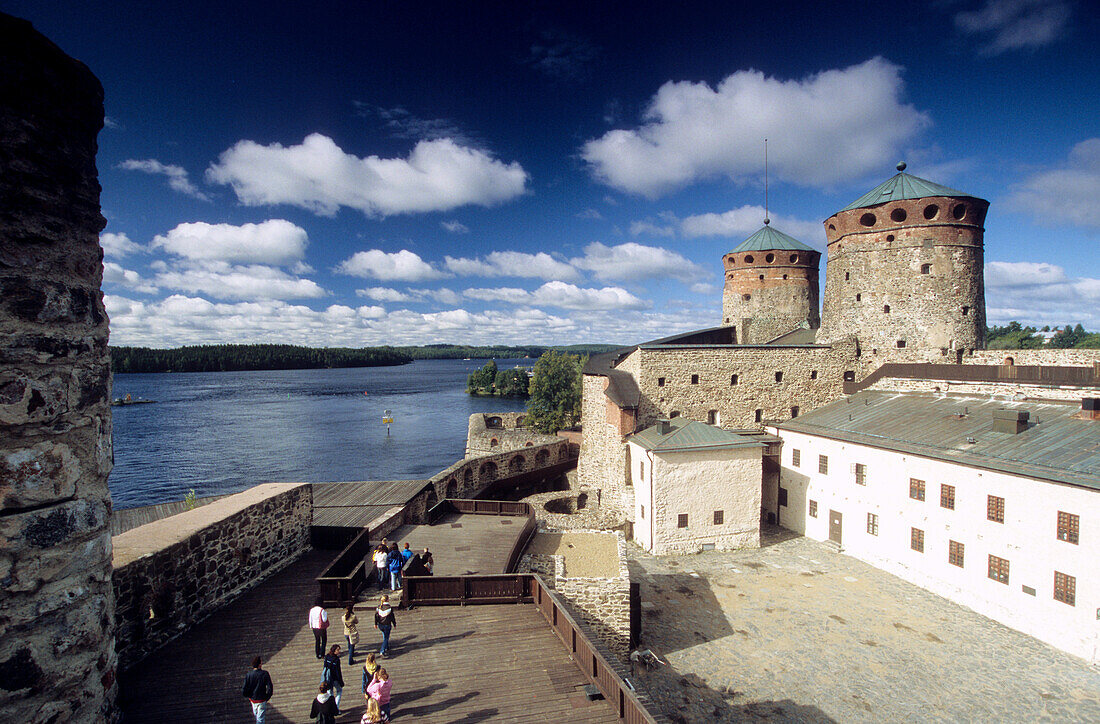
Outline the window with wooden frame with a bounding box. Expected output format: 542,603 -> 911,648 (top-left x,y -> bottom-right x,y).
948,539 -> 964,567
792,449 -> 801,467
987,495 -> 1005,523
940,484 -> 955,510
909,478 -> 926,501
713,510 -> 724,525
677,513 -> 688,528
1054,571 -> 1075,606
910,527 -> 924,552
1057,511 -> 1079,544
854,463 -> 867,486
987,554 -> 1009,584
809,500 -> 818,518
866,513 -> 879,536
818,454 -> 828,474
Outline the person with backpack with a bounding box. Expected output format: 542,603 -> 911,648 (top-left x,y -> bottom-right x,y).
386,542 -> 403,590
308,597 -> 329,659
320,644 -> 345,713
240,655 -> 273,723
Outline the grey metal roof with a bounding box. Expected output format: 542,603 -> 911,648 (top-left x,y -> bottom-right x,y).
312,480 -> 431,528
730,224 -> 816,253
839,171 -> 983,212
776,392 -> 1100,490
628,418 -> 764,453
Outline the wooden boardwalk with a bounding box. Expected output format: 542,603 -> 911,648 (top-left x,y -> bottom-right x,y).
383,512 -> 527,576
119,550 -> 618,723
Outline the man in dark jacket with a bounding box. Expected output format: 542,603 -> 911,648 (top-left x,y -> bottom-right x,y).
241,656 -> 273,723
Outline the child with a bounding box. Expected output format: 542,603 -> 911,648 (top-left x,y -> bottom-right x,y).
360,696 -> 385,724
309,682 -> 338,724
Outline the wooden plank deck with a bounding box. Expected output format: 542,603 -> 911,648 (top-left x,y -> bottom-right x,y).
119,550 -> 619,723
382,512 -> 526,576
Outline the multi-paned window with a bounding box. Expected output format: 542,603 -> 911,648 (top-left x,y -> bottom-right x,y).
677,513 -> 689,528
854,463 -> 867,486
818,455 -> 828,474
988,555 -> 1010,585
948,540 -> 964,567
940,484 -> 955,510
713,510 -> 724,525
792,449 -> 801,467
809,500 -> 818,518
910,527 -> 924,553
1054,571 -> 1076,606
987,495 -> 1005,523
909,478 -> 926,501
866,513 -> 879,536
1057,511 -> 1079,544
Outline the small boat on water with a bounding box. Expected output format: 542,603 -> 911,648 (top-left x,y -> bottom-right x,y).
111,393 -> 156,406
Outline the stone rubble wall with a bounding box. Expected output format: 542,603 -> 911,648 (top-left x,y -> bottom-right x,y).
520,531 -> 632,660
111,483 -> 311,670
0,14 -> 118,723
430,436 -> 574,506
465,411 -> 559,457
868,377 -> 1096,401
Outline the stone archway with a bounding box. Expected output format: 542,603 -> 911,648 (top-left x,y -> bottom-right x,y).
446,478 -> 458,498
508,455 -> 525,475
535,448 -> 550,465
479,461 -> 498,483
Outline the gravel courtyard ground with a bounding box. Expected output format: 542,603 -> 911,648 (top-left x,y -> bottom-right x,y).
628,527 -> 1100,723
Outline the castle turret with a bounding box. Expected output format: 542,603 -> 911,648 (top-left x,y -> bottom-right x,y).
721,222 -> 820,344
818,163 -> 988,355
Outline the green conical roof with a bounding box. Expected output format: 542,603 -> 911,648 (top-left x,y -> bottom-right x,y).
839,165 -> 983,213
730,223 -> 816,253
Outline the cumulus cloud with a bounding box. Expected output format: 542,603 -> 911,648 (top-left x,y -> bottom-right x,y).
629,220 -> 676,238
955,0 -> 1072,54
357,287 -> 413,302
571,242 -> 705,283
680,205 -> 826,247
151,220 -> 308,265
410,287 -> 463,305
581,57 -> 929,197
985,261 -> 1100,327
100,231 -> 143,258
1008,138 -> 1100,228
441,220 -> 470,234
207,133 -> 528,217
464,281 -> 648,311
154,264 -> 326,300
119,158 -> 209,200
338,249 -> 448,282
444,251 -> 580,281
103,262 -> 158,294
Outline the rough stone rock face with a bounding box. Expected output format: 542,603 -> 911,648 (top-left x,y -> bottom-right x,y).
0,12 -> 117,722
721,247 -> 821,343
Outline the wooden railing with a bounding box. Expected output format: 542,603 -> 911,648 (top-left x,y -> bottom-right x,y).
315,527 -> 372,605
404,573 -> 532,605
845,362 -> 1100,395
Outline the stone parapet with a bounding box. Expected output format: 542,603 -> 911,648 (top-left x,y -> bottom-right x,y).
111,483 -> 311,670
465,411 -> 559,457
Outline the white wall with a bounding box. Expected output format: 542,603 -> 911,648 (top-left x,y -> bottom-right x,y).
769,426 -> 1100,664
626,442 -> 654,552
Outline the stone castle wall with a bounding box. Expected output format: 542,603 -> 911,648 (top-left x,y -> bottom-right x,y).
721,248 -> 820,343
0,15 -> 118,722
577,375 -> 630,505
820,195 -> 988,353
111,483 -> 311,670
429,437 -> 573,504
465,411 -> 559,456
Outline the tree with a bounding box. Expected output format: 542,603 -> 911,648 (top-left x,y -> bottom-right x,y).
494,367 -> 530,397
1050,324 -> 1086,349
525,351 -> 583,433
466,360 -> 497,394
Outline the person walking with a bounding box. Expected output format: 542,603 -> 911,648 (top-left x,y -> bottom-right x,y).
366,667 -> 393,722
361,652 -> 381,695
372,545 -> 389,590
374,595 -> 396,657
309,597 -> 329,659
309,681 -> 338,724
386,543 -> 403,590
241,655 -> 273,724
342,604 -> 360,665
321,644 -> 345,713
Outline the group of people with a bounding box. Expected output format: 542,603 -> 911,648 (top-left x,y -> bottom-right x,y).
371,539 -> 433,591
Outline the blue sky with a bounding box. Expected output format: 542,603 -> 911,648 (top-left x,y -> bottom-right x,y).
10,0 -> 1100,347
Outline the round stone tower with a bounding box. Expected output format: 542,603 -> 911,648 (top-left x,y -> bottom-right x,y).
818,163 -> 988,355
721,222 -> 821,344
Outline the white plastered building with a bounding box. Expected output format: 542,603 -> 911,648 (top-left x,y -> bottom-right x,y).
769,392 -> 1100,663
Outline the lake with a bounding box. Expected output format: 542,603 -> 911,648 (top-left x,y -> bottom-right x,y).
108,358 -> 529,510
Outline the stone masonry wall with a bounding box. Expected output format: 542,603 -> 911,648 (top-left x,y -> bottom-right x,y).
577,375 -> 630,505
465,411 -> 559,456
868,377 -> 1098,402
0,15 -> 118,723
111,483 -> 311,670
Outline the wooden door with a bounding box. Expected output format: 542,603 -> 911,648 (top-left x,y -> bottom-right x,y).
829,510 -> 843,544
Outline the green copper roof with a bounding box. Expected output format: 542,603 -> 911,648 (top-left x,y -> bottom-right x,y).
839,165 -> 982,213
628,418 -> 763,453
730,223 -> 816,253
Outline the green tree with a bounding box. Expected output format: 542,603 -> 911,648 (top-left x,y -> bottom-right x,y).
1050,324 -> 1086,349
466,360 -> 498,394
525,351 -> 583,433
494,367 -> 530,397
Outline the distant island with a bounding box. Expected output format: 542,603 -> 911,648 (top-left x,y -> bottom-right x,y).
109,343 -> 621,374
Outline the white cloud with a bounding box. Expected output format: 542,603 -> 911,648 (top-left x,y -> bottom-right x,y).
119,158 -> 209,200
441,220 -> 470,234
464,282 -> 648,311
410,287 -> 462,305
155,264 -> 326,300
629,220 -> 676,238
207,133 -> 528,217
985,261 -> 1100,327
444,251 -> 580,281
581,57 -> 929,197
680,205 -> 826,247
463,287 -> 533,304
103,262 -> 158,294
1008,138 -> 1100,228
337,249 -> 448,282
99,231 -> 143,258
357,287 -> 413,302
571,242 -> 705,283
151,220 -> 308,265
955,0 -> 1071,54
689,282 -> 716,296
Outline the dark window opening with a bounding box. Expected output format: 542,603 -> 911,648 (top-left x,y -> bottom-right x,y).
657,377 -> 665,387
669,410 -> 680,418
713,510 -> 724,525
775,371 -> 783,382
744,255 -> 754,264
883,304 -> 890,313
810,370 -> 818,380
859,212 -> 876,227
677,514 -> 689,529
855,293 -> 861,302
921,263 -> 932,274
843,371 -> 855,381
844,271 -> 850,281
690,374 -> 699,384
765,253 -> 775,263
897,340 -> 907,348
790,406 -> 799,418
891,208 -> 907,223
778,488 -> 788,507
962,306 -> 969,316
742,293 -> 751,301
730,374 -> 738,385
923,204 -> 939,220
754,409 -> 763,423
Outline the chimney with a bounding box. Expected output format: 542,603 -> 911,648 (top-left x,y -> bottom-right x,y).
1082,398 -> 1099,421
657,419 -> 672,435
992,409 -> 1029,434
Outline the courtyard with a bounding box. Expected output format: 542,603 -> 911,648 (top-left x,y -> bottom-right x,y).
630,527 -> 1100,723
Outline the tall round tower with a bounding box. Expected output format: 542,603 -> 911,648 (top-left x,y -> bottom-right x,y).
721,222 -> 821,344
818,163 -> 988,355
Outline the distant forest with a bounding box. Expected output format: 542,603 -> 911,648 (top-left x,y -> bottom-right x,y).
986,322 -> 1100,349
109,343 -> 622,374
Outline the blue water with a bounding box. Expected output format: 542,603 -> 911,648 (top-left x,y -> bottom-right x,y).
108,359 -> 529,510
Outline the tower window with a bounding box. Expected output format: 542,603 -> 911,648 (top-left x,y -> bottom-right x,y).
921,264 -> 932,274
669,410 -> 680,418
730,374 -> 738,385
844,272 -> 850,281
843,370 -> 855,381
923,204 -> 939,220
828,223 -> 836,231
657,377 -> 665,387
886,234 -> 895,242
690,374 -> 699,385
707,410 -> 719,425
782,274 -> 788,280
754,409 -> 762,423
759,274 -> 764,280
855,293 -> 861,302
859,212 -> 876,227
897,340 -> 907,348
775,371 -> 783,382
744,255 -> 754,264
883,305 -> 890,314
790,406 -> 799,418
962,306 -> 970,316
891,208 -> 907,222
810,370 -> 818,380
790,254 -> 798,263
765,253 -> 775,263
742,293 -> 751,301
952,203 -> 967,220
